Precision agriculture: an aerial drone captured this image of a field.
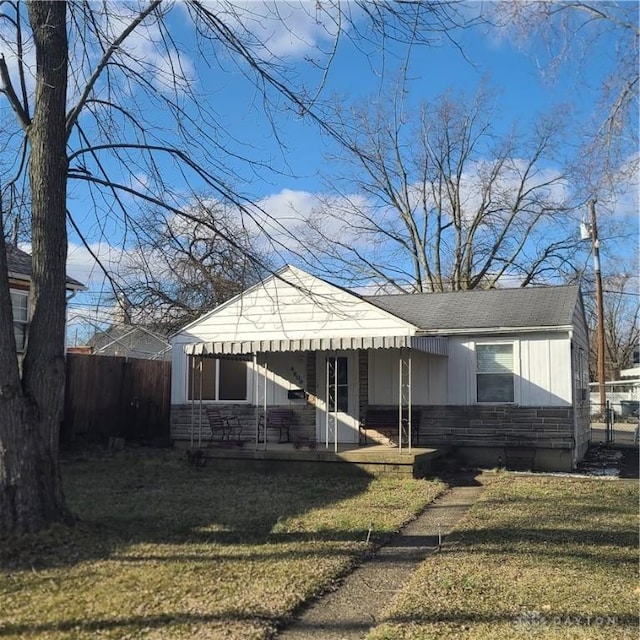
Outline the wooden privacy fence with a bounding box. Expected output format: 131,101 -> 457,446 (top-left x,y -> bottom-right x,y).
62,353 -> 171,446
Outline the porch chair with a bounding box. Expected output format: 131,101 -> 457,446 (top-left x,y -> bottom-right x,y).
257,408 -> 294,443
205,406 -> 242,442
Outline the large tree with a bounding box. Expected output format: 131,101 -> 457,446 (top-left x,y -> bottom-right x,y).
299,87 -> 584,292
0,1 -> 471,535
118,201 -> 269,333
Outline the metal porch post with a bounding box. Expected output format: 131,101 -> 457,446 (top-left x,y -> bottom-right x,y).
334,357 -> 338,454
189,355 -> 194,448
399,348 -> 412,454
197,355 -> 203,447
255,355 -> 268,450
324,355 -> 339,451
325,356 -> 330,449
253,354 -> 259,450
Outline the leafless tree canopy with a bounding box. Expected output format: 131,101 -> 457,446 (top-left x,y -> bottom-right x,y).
119,202 -> 269,333
300,87 -> 584,292
585,272 -> 639,381
490,1 -> 639,187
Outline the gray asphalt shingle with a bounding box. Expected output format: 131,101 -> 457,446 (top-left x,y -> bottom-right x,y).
7,245 -> 85,288
365,285 -> 580,331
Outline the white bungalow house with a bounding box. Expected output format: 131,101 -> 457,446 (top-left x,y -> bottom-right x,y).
170,265 -> 590,472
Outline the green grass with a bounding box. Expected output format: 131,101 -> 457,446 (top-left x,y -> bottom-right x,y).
368,475 -> 639,640
0,448 -> 444,640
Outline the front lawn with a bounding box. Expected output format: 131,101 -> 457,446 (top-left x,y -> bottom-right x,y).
0,448 -> 444,640
369,475 -> 639,639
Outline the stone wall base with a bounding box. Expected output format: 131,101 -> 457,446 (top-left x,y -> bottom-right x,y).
451,445 -> 574,473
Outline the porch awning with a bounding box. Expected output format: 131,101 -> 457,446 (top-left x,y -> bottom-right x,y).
184,334 -> 448,357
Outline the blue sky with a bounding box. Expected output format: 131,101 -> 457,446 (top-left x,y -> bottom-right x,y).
166,2 -> 619,195
39,1 -> 636,339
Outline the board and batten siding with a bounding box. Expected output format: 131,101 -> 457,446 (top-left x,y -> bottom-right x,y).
171,266 -> 416,404
571,295 -> 591,462
368,349 -> 447,405
446,333 -> 572,406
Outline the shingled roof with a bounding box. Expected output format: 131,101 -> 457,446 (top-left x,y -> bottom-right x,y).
6,245 -> 85,289
365,285 -> 581,332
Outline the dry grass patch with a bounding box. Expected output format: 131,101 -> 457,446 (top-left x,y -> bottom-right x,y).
0,448 -> 444,640
368,475 -> 639,640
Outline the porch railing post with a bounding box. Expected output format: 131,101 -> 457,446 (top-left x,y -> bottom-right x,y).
334,356 -> 338,454
399,347 -> 412,454
398,352 -> 402,454
325,356 -> 330,449
253,353 -> 259,450
198,355 -> 203,447
189,354 -> 194,448
253,354 -> 268,451
407,349 -> 412,453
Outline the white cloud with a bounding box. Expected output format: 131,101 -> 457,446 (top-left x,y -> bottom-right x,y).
247,187 -> 372,255
256,188 -> 320,224
208,1 -> 341,60
66,242 -> 129,287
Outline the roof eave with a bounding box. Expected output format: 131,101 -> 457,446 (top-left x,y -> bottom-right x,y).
417,324 -> 574,336
9,271 -> 86,291
8,271 -> 30,282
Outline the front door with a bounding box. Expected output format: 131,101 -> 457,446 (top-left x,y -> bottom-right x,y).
316,351 -> 360,444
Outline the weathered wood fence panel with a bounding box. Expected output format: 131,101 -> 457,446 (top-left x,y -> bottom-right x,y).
62,354 -> 171,446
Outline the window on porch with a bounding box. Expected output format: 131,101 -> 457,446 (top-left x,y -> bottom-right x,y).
188,358 -> 247,401
476,343 -> 514,403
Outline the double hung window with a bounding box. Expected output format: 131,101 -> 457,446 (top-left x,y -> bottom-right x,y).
11,291 -> 28,352
476,343 -> 514,403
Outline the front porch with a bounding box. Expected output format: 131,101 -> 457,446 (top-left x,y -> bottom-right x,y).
179,441 -> 449,478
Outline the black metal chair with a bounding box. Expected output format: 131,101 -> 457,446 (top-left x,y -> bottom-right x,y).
205,407 -> 242,441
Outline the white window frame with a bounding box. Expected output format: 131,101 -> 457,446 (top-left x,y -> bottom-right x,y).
186,356 -> 249,403
475,342 -> 516,404
10,289 -> 29,353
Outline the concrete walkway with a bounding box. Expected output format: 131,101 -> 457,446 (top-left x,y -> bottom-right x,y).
276,475 -> 485,640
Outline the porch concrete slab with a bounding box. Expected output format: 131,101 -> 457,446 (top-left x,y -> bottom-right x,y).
193,443 -> 449,477
275,475 -> 485,639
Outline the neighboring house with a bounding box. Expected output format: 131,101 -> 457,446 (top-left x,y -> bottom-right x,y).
170,265 -> 590,472
7,245 -> 85,359
88,324 -> 171,360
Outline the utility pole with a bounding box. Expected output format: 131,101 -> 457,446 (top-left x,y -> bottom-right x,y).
589,199 -> 607,411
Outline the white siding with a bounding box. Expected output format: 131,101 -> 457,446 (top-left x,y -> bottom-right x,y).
447,339 -> 475,405
446,333 -> 572,406
427,354 -> 448,403
171,266 -> 416,404
175,266 -> 414,344
519,334 -> 571,405
368,350 -> 447,405
259,352 -> 307,405
369,349 -> 398,404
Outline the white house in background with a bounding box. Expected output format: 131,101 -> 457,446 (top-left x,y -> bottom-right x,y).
170,265 -> 590,472
88,324 -> 172,360
7,245 -> 85,361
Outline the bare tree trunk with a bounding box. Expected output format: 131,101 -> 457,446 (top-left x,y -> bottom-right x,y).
0,0 -> 70,536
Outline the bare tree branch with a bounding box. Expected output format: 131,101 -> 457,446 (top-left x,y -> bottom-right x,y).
301,87 -> 583,291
